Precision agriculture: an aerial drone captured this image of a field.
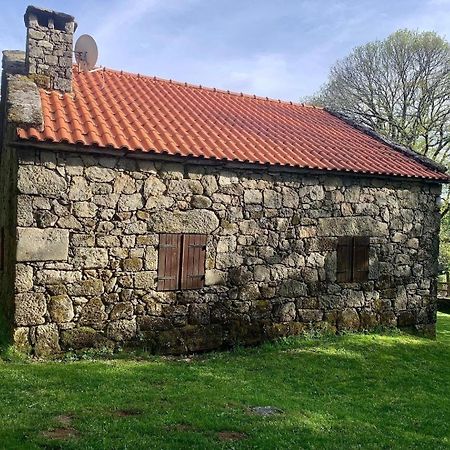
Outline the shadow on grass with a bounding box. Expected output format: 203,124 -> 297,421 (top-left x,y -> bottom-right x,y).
438,298 -> 450,314
0,314 -> 449,449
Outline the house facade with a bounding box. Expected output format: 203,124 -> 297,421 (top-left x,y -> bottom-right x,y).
0,6 -> 448,356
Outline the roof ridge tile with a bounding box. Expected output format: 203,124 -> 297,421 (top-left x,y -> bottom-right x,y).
82,65 -> 321,109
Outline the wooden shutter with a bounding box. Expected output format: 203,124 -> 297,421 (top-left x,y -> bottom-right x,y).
336,236 -> 353,282
181,234 -> 207,290
353,236 -> 369,282
157,234 -> 182,291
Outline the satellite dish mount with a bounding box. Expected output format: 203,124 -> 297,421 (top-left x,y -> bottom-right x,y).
74,34 -> 98,72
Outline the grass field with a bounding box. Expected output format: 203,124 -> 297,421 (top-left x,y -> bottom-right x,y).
1,314 -> 449,449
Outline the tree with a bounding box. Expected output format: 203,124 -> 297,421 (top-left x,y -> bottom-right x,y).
310,30 -> 450,169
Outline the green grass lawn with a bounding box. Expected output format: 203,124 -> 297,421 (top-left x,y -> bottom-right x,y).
1,315 -> 450,449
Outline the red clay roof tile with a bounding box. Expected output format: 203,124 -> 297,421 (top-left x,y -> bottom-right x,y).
17,67 -> 448,181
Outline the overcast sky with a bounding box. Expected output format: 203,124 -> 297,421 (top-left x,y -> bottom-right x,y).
1,0 -> 449,101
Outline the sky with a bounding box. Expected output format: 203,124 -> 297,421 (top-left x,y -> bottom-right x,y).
0,0 -> 449,101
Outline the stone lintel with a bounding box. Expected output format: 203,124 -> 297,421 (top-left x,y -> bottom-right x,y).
317,217 -> 388,237
148,209 -> 220,234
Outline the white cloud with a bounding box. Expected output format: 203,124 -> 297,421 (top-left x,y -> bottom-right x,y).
228,54 -> 293,97
93,0 -> 162,42
182,52 -> 314,101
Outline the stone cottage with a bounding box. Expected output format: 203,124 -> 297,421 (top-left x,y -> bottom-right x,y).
0,6 -> 448,356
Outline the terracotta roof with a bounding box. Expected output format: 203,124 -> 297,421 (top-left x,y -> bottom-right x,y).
18,67 -> 448,181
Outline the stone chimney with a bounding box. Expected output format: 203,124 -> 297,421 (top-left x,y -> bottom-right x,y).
24,5 -> 77,92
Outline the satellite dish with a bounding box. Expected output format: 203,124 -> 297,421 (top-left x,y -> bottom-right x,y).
74,34 -> 98,72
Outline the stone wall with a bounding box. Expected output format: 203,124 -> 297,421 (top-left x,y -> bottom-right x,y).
12,148 -> 442,355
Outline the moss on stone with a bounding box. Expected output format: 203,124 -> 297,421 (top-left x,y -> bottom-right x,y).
27,73 -> 51,89
60,327 -> 114,350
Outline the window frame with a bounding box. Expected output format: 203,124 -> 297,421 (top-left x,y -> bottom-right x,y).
157,233 -> 207,291
336,236 -> 370,283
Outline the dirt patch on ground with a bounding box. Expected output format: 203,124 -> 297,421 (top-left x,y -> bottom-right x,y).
40,415 -> 78,441
55,414 -> 74,427
113,408 -> 143,417
217,431 -> 248,441
40,427 -> 78,440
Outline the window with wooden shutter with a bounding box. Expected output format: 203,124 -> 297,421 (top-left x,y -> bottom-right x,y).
336,236 -> 353,282
336,236 -> 369,283
181,234 -> 207,290
353,236 -> 369,282
157,234 -> 182,291
157,233 -> 206,291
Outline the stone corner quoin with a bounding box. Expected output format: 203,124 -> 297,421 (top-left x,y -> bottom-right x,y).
2,149 -> 443,356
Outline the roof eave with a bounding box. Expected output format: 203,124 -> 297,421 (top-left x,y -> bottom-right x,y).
12,137 -> 450,184
325,108 -> 449,176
